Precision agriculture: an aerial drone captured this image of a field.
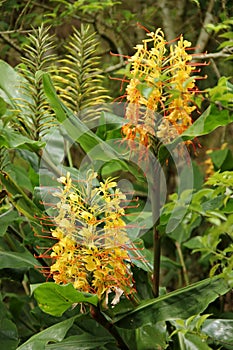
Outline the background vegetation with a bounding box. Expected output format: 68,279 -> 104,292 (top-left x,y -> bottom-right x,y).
0,0 -> 233,349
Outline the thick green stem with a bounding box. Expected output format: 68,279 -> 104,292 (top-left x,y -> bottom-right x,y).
90,305 -> 129,350
149,158 -> 161,297
153,225 -> 161,297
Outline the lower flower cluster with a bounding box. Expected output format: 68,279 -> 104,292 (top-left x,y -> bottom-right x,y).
45,171 -> 135,305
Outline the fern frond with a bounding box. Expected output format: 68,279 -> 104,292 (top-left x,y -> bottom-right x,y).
14,24 -> 58,141
55,24 -> 110,123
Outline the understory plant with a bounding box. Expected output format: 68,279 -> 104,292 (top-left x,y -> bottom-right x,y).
0,23 -> 233,350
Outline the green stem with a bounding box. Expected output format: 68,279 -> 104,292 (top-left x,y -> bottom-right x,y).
38,150 -> 62,177
90,305 -> 129,350
150,158 -> 161,297
64,139 -> 73,168
178,332 -> 186,350
153,225 -> 161,297
175,241 -> 189,286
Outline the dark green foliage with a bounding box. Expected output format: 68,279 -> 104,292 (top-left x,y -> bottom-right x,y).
0,2 -> 232,350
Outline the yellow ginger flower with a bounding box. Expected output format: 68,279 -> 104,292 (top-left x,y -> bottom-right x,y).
48,171 -> 134,303
158,36 -> 196,139
122,28 -> 201,151
124,28 -> 166,141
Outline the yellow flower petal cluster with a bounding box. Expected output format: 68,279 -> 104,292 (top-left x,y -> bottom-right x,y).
157,36 -> 196,141
122,28 -> 199,149
48,171 -> 134,303
123,28 -> 166,146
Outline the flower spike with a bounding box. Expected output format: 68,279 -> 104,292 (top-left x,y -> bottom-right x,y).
39,171 -> 136,305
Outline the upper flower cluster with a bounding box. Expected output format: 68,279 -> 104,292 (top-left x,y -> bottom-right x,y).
47,171 -> 134,304
122,28 -> 198,149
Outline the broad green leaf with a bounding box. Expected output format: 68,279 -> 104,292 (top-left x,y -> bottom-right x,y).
135,321 -> 168,350
33,282 -> 98,316
182,105 -> 232,139
0,296 -> 19,350
158,105 -> 233,163
183,236 -> 204,250
7,164 -> 34,192
210,149 -> 233,171
45,334 -> 116,350
0,122 -> 45,151
223,198 -> 233,213
202,319 -> 233,346
16,316 -> 76,350
0,171 -> 42,221
0,209 -> 19,236
178,332 -> 211,350
0,60 -> 22,105
0,250 -> 39,269
114,277 -> 230,329
0,317 -> 19,350
202,195 -> 226,212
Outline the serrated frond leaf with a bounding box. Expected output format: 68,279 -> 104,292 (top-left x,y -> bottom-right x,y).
13,24 -> 58,140
54,24 -> 110,123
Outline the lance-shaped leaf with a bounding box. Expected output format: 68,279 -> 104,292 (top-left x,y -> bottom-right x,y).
158,104 -> 233,164
45,334 -> 117,350
202,318 -> 233,345
0,296 -> 19,350
16,316 -> 76,350
0,60 -> 22,105
42,73 -> 123,162
0,122 -> 45,151
0,171 -> 42,222
181,105 -> 232,139
0,249 -> 39,270
32,282 -> 98,316
114,276 -> 230,329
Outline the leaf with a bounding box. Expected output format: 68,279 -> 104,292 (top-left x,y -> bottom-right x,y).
210,149 -> 233,171
42,73 -> 66,122
114,277 -> 230,329
0,208 -> 19,237
127,239 -> 153,272
45,334 -> 116,350
33,282 -> 98,316
178,332 -> 211,350
158,104 -> 233,164
16,316 -> 76,350
0,60 -> 22,105
0,296 -> 19,350
0,317 -> 19,350
223,198 -> 233,213
135,321 -> 168,350
202,319 -> 233,346
42,73 -> 121,162
0,171 -> 42,221
0,250 -> 39,269
0,122 -> 45,151
0,96 -> 7,116
54,24 -> 109,122
182,105 -> 232,139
